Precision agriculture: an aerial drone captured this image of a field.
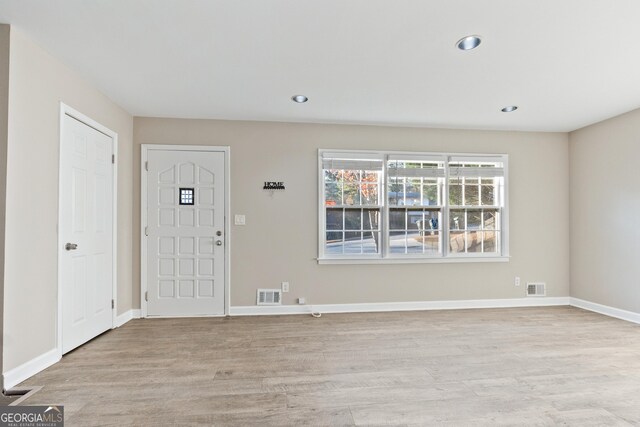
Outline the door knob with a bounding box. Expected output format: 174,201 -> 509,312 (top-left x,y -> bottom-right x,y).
216,230 -> 222,236
65,243 -> 78,251
216,240 -> 223,246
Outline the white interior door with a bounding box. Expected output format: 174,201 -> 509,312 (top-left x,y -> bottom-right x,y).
146,149 -> 225,316
60,113 -> 114,354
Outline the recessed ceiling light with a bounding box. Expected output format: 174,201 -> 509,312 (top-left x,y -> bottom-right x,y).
291,95 -> 308,103
501,105 -> 518,113
456,35 -> 481,51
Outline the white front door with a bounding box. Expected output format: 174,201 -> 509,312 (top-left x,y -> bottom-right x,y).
145,149 -> 226,316
60,113 -> 114,354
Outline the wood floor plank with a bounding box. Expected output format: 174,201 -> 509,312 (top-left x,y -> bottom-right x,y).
286,382 -> 474,410
13,306 -> 640,426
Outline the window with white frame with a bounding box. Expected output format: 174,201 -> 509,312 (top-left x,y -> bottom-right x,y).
322,156 -> 383,256
319,150 -> 508,262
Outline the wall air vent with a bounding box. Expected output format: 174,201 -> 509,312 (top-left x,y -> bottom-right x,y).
257,289 -> 282,305
526,282 -> 546,297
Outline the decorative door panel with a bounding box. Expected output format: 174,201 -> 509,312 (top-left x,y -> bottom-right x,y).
146,150 -> 225,316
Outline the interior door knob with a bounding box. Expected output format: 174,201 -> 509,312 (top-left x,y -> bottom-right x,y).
216,240 -> 223,246
65,243 -> 78,251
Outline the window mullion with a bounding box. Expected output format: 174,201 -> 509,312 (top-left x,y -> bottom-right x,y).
404,208 -> 408,253
320,162 -> 325,259
494,177 -> 500,254
464,209 -> 468,253
481,208 -> 485,253
341,207 -> 345,255
461,176 -> 466,206
382,156 -> 389,258
443,157 -> 450,258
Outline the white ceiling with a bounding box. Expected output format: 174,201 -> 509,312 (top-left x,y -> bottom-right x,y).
1,0 -> 639,132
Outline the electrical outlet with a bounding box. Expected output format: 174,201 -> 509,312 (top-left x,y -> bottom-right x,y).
515,276 -> 521,287
234,214 -> 246,225
281,282 -> 289,292
298,297 -> 306,305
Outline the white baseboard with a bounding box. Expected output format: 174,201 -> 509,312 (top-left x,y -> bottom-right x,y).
3,348 -> 60,391
3,309 -> 142,390
570,297 -> 640,324
115,309 -> 141,327
230,297 -> 570,316
231,305 -> 313,316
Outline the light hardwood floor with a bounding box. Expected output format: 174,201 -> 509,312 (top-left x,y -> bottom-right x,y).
15,306 -> 640,426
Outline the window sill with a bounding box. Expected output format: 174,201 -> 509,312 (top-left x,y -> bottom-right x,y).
317,256 -> 510,265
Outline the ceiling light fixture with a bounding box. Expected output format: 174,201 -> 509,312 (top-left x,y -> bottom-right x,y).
291,95 -> 308,103
456,35 -> 482,51
501,105 -> 518,112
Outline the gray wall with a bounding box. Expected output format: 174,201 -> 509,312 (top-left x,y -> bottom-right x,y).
0,24 -> 11,390
134,118 -> 570,308
569,107 -> 640,313
2,28 -> 134,374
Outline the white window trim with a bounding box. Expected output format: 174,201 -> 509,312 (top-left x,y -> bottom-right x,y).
318,149 -> 510,264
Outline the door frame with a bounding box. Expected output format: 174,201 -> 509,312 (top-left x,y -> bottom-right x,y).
57,102 -> 118,358
140,144 -> 231,317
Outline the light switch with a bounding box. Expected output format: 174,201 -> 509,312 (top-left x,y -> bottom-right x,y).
234,214 -> 246,226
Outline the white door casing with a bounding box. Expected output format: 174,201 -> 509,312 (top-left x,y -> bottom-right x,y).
59,108 -> 115,354
143,147 -> 228,316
